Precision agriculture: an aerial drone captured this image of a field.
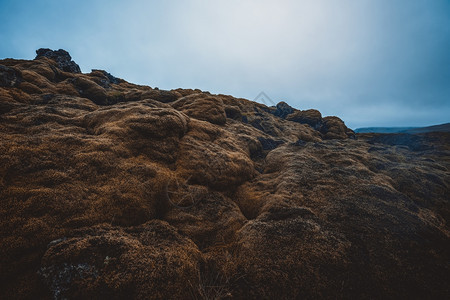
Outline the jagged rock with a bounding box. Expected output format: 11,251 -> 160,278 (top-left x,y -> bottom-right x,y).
35,48 -> 81,73
273,101 -> 294,118
89,69 -> 122,88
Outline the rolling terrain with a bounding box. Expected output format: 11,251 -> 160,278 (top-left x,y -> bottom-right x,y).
1,49 -> 449,299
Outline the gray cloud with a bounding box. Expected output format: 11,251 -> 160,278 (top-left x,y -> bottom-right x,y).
1,0 -> 449,128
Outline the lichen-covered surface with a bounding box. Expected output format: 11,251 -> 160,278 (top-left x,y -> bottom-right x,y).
0,49 -> 449,299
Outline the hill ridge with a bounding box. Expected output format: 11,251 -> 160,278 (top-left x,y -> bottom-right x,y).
355,123 -> 450,134
0,49 -> 449,299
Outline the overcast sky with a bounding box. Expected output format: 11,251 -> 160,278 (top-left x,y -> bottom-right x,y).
1,0 -> 449,128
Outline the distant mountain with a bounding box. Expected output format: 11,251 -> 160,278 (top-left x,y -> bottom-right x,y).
405,123 -> 450,133
355,123 -> 450,134
355,127 -> 417,133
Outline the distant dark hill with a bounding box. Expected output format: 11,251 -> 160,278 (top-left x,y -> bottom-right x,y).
406,123 -> 450,133
355,123 -> 450,134
355,127 -> 417,133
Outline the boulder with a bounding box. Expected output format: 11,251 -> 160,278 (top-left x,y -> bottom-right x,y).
287,109 -> 323,129
273,101 -> 294,119
320,116 -> 355,139
35,48 -> 81,73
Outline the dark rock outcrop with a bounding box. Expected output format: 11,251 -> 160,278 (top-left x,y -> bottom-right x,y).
271,101 -> 355,139
90,69 -> 122,88
35,48 -> 81,73
273,101 -> 294,118
257,137 -> 285,151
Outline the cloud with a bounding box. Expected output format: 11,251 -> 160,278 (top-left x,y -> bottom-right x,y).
1,0 -> 449,128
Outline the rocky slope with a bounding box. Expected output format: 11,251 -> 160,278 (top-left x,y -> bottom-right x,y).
0,49 -> 449,299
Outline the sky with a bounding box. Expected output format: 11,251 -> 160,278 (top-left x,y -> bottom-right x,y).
0,0 -> 449,129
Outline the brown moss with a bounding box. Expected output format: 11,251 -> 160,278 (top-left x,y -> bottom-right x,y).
28,62 -> 57,81
20,70 -> 55,91
172,88 -> 203,97
83,100 -> 189,162
39,221 -> 202,299
321,116 -> 355,139
73,76 -> 108,104
0,54 -> 448,299
287,108 -> 322,128
56,80 -> 80,96
176,119 -> 255,190
6,87 -> 32,103
18,81 -> 42,94
165,187 -> 246,249
171,93 -> 227,125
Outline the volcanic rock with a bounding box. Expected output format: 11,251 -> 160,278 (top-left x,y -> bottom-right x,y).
0,49 -> 448,299
35,48 -> 81,73
273,101 -> 294,118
